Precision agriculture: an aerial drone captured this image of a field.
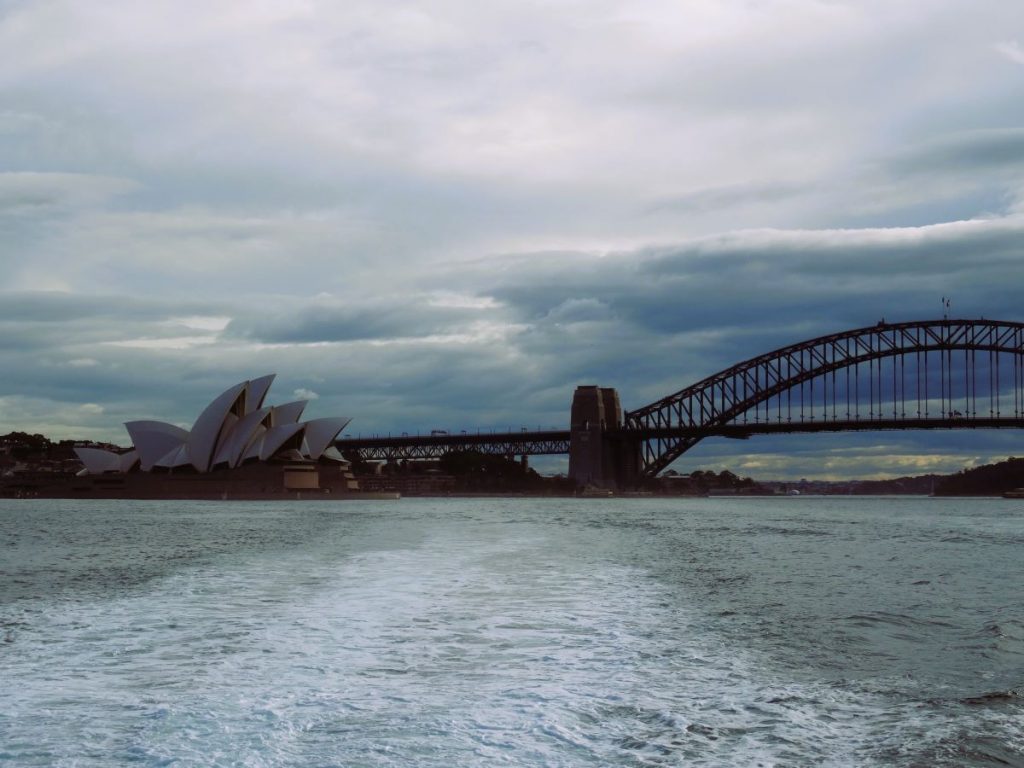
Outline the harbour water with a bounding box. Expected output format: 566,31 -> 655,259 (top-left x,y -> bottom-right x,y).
1,496 -> 1022,766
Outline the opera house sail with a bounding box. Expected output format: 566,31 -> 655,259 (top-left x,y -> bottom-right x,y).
68,375 -> 371,499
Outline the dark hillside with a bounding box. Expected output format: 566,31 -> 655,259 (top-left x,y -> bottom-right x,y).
934,457 -> 1024,496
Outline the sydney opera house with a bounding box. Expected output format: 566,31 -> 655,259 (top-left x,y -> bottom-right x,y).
66,375 -> 381,499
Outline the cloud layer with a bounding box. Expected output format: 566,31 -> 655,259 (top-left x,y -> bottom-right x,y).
2,0 -> 1023,478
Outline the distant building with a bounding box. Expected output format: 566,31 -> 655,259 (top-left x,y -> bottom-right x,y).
74,374 -> 351,476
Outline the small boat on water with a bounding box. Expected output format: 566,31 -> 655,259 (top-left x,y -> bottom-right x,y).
1002,488 -> 1024,498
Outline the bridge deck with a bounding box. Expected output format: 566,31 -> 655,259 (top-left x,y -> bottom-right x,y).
622,416 -> 1024,441
336,417 -> 1024,461
336,430 -> 571,461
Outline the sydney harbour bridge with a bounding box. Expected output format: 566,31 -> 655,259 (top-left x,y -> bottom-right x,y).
335,319 -> 1024,488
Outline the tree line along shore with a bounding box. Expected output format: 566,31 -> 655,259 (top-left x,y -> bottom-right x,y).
2,431 -> 1022,497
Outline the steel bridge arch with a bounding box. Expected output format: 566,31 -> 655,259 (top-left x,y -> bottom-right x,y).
623,319 -> 1024,477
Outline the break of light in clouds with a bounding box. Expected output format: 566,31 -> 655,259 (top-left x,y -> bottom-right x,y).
2,0 -> 1024,479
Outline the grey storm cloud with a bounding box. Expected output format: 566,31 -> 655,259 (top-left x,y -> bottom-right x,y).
472,215 -> 1024,341
2,0 -> 1024,478
890,129 -> 1024,175
644,182 -> 808,216
225,299 -> 485,344
0,172 -> 136,214
0,292 -> 224,323
0,293 -> 235,357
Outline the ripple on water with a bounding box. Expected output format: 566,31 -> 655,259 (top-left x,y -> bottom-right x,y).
1,498 -> 1023,767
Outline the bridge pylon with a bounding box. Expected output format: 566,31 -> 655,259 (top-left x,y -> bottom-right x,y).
568,386 -> 640,490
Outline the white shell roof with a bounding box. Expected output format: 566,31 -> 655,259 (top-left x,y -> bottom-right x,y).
246,374 -> 276,414
241,428 -> 268,463
271,400 -> 307,426
321,446 -> 347,463
124,421 -> 189,471
213,407 -> 271,468
74,447 -> 121,474
302,417 -> 352,460
74,447 -> 139,474
155,443 -> 191,469
76,374 -> 354,475
188,381 -> 248,472
119,450 -> 139,473
259,423 -> 305,461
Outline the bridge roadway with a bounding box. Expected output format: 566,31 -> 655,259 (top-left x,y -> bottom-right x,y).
335,430 -> 571,461
630,416 -> 1024,440
335,416 -> 1024,462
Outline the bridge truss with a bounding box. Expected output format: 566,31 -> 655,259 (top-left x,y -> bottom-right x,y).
336,430 -> 570,462
623,319 -> 1024,477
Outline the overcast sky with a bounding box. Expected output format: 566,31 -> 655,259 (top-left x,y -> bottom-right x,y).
2,0 -> 1024,479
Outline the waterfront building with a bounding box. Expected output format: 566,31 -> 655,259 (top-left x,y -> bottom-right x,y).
74,375 -> 350,476
47,375 -> 388,499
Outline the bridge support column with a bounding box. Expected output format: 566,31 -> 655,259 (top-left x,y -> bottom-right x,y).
612,434 -> 642,489
569,386 -> 637,490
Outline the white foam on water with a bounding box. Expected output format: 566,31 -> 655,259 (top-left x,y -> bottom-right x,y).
1,503 -> 1021,766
